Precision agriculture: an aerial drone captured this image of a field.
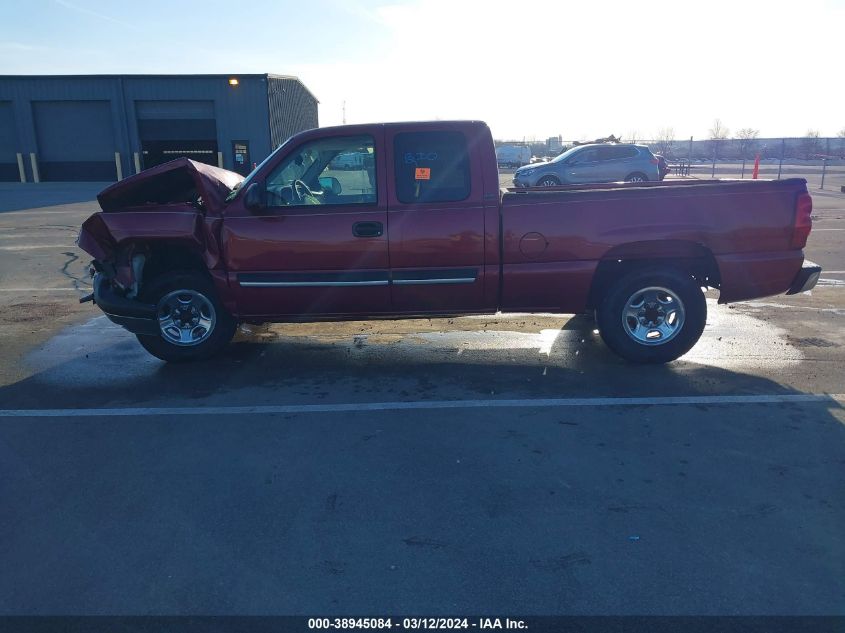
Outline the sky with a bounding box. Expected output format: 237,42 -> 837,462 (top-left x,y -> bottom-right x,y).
1,0 -> 844,141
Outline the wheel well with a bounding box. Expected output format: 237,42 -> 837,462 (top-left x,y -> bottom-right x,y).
138,242 -> 208,285
587,252 -> 721,310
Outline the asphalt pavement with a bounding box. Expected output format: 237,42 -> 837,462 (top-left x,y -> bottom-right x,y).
0,180 -> 843,615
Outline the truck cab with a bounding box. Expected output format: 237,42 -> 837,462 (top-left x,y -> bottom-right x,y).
224,121 -> 499,319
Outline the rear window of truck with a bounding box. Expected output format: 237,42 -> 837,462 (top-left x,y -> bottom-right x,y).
393,131 -> 470,204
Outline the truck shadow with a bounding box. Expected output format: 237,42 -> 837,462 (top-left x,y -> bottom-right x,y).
0,312 -> 833,408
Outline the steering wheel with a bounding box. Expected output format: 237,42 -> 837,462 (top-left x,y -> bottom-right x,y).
292,179 -> 313,203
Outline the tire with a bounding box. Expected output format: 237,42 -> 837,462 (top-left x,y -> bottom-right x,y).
136,270 -> 237,363
537,175 -> 560,187
624,172 -> 648,183
596,267 -> 706,364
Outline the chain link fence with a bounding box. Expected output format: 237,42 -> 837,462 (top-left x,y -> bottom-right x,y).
495,136 -> 845,191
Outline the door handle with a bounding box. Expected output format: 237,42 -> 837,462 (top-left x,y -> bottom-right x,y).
352,221 -> 383,238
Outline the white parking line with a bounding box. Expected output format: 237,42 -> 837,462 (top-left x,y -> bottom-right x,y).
0,212 -> 71,216
0,244 -> 73,251
0,394 -> 842,418
0,288 -> 83,293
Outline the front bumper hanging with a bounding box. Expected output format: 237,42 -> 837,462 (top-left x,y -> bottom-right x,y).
92,273 -> 159,336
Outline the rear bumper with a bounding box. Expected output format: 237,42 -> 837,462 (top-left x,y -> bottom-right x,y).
786,260 -> 822,295
716,250 -> 806,303
93,273 -> 159,336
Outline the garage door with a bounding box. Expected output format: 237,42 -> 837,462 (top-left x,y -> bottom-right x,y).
0,102 -> 18,182
32,100 -> 116,181
135,100 -> 218,169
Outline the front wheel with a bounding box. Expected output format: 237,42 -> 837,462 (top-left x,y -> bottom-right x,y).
136,271 -> 237,362
537,175 -> 561,187
596,267 -> 706,363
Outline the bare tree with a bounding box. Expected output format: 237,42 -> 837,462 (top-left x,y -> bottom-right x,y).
654,127 -> 675,157
736,128 -> 759,159
800,130 -> 822,159
838,128 -> 845,138
709,119 -> 730,140
708,119 -> 729,159
626,130 -> 640,144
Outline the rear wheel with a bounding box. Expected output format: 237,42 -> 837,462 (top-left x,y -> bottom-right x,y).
596,267 -> 706,363
136,271 -> 236,362
625,172 -> 648,183
537,175 -> 560,187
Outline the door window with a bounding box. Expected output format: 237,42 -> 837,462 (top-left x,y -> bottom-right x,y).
596,145 -> 639,161
393,131 -> 471,204
608,145 -> 639,160
569,148 -> 598,165
265,135 -> 377,207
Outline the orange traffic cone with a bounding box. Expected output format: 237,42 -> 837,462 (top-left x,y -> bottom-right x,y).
752,154 -> 760,179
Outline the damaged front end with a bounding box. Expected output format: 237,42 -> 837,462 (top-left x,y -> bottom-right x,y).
79,215 -> 165,336
77,158 -> 243,336
89,269 -> 160,336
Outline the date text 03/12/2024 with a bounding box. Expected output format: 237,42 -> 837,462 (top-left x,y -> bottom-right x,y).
307,618 -> 528,630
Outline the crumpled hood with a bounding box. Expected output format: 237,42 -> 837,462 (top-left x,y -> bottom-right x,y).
97,158 -> 243,213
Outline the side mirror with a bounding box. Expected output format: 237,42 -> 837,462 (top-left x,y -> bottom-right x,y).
318,176 -> 342,195
244,182 -> 264,211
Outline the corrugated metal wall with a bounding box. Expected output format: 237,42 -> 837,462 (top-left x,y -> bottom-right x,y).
267,76 -> 319,151
32,100 -> 116,181
0,76 -> 128,182
0,74 -> 319,182
0,101 -> 18,181
135,99 -> 218,169
121,76 -> 273,173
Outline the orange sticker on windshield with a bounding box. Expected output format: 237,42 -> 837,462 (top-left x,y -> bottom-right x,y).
415,167 -> 431,180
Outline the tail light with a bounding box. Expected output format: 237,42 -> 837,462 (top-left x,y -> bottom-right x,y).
791,192 -> 813,249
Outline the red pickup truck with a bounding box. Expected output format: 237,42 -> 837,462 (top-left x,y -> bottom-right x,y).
78,120 -> 820,364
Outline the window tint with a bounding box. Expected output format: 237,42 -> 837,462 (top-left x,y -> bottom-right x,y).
597,146 -> 639,161
614,146 -> 639,159
265,135 -> 376,207
597,147 -> 615,161
393,131 -> 470,204
571,148 -> 598,164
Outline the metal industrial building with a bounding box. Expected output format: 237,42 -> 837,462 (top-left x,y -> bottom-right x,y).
0,74 -> 319,182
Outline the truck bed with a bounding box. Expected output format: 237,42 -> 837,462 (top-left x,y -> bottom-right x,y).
498,178 -> 808,311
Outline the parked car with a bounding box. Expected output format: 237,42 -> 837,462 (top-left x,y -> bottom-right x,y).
496,144 -> 531,169
78,120 -> 820,365
513,143 -> 660,187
